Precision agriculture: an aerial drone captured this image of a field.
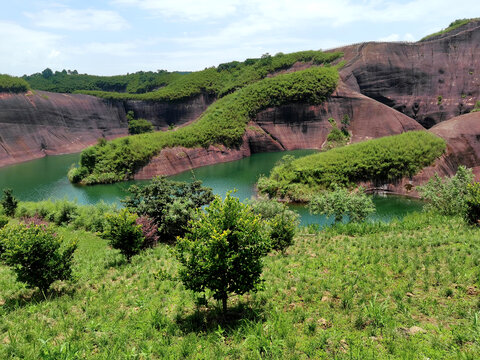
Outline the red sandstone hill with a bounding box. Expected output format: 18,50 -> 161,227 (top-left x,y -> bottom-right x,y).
0,19 -> 479,185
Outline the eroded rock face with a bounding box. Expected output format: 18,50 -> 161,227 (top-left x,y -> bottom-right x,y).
0,91 -> 213,167
124,93 -> 215,129
336,20 -> 480,128
0,91 -> 127,167
255,80 -> 423,150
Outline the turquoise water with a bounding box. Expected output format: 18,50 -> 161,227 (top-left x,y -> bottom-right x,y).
0,151 -> 423,225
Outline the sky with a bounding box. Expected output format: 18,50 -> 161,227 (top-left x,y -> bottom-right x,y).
1,0 -> 479,76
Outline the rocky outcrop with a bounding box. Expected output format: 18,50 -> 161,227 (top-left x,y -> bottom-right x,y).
0,91 -> 213,167
124,93 -> 215,129
334,20 -> 480,128
134,124 -> 283,179
255,80 -> 423,150
0,91 -> 127,167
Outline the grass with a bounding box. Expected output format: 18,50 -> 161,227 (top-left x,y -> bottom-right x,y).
70,66 -> 340,185
0,74 -> 30,93
257,131 -> 446,201
1,212 -> 480,358
421,18 -> 480,41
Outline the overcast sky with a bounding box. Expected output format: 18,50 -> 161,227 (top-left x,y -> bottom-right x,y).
1,0 -> 479,76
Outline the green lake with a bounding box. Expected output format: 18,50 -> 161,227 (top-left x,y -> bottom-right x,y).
0,150 -> 423,226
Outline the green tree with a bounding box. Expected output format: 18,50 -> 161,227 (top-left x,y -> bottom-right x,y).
309,185 -> 375,223
123,177 -> 214,243
128,118 -> 154,135
0,223 -> 77,292
103,209 -> 144,261
249,197 -> 299,252
177,192 -> 270,314
417,165 -> 474,216
1,188 -> 18,217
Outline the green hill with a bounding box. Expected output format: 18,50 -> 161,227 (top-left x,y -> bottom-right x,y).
69,66 -> 340,185
258,131 -> 446,201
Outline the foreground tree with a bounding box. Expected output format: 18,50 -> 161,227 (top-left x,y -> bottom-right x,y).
103,209 -> 144,261
0,223 -> 77,292
309,185 -> 375,223
177,193 -> 270,314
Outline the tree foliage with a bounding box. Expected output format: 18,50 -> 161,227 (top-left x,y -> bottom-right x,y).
0,223 -> 77,291
309,185 -> 375,223
249,197 -> 299,252
177,193 -> 270,313
122,177 -> 214,243
0,74 -> 30,93
418,165 -> 474,216
103,209 -> 144,261
1,188 -> 19,217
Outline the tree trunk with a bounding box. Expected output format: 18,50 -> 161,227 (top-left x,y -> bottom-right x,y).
222,296 -> 227,315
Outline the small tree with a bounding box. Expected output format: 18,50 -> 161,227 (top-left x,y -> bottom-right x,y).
103,209 -> 144,261
309,185 -> 375,223
123,177 -> 214,243
1,188 -> 18,217
0,223 -> 77,292
177,193 -> 270,314
249,197 -> 299,253
417,165 -> 474,216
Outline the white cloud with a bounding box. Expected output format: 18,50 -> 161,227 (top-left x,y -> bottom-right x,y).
378,33 -> 415,42
113,0 -> 241,21
25,8 -> 129,31
0,21 -> 64,75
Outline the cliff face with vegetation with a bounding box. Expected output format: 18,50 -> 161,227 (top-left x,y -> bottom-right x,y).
0,20 -> 479,186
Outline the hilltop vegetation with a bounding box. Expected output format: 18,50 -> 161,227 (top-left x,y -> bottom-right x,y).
23,69 -> 182,94
74,50 -> 342,102
421,18 -> 480,41
69,66 -> 340,184
0,74 -> 30,93
258,131 -> 446,201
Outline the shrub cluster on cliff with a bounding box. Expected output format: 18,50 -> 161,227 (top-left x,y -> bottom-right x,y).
73,50 -> 342,102
69,66 -> 340,184
0,74 -> 30,93
258,131 -> 446,201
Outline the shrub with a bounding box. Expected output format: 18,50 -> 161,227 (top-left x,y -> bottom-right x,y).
0,223 -> 77,292
103,209 -> 144,261
308,185 -> 375,223
177,193 -> 270,313
128,118 -> 154,135
1,188 -> 18,217
465,182 -> 480,225
249,197 -> 299,252
0,215 -> 8,228
123,177 -> 214,243
418,166 -> 474,216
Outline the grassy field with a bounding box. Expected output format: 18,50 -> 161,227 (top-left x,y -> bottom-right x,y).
1,212 -> 480,359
